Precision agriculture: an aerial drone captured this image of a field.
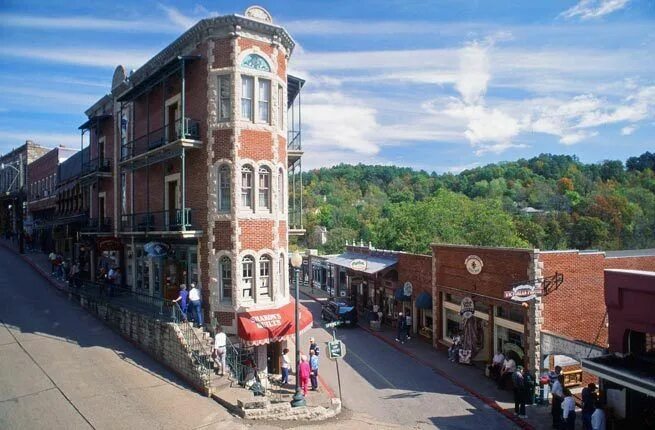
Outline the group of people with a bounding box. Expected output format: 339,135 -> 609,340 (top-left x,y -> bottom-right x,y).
395,311 -> 412,344
280,337 -> 321,396
172,283 -> 204,327
550,366 -> 606,430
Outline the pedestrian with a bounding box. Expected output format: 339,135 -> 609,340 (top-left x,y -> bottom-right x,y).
309,337 -> 319,356
299,355 -> 311,396
172,284 -> 189,319
489,350 -> 505,381
309,349 -> 319,391
395,312 -> 405,343
591,401 -> 606,430
49,251 -> 57,275
448,332 -> 461,362
498,354 -> 516,389
548,365 -> 562,387
551,374 -> 564,429
523,366 -> 535,410
562,388 -> 576,430
212,326 -> 227,376
581,383 -> 598,430
55,254 -> 64,279
188,283 -> 203,328
280,348 -> 290,385
107,266 -> 117,296
512,365 -> 527,418
113,267 -> 122,287
405,312 -> 412,340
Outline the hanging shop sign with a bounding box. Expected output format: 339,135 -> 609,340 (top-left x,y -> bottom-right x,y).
465,255 -> 483,275
143,241 -> 170,257
97,237 -> 122,252
460,297 -> 475,319
403,281 -> 413,296
350,259 -> 367,271
503,284 -> 543,302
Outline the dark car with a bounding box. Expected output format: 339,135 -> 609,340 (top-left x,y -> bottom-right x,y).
321,301 -> 357,327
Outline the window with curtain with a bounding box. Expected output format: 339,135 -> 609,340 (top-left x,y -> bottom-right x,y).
258,167 -> 270,210
278,168 -> 284,212
242,256 -> 254,298
241,165 -> 253,209
241,76 -> 254,121
218,75 -> 231,121
259,255 -> 271,298
220,256 -> 232,303
258,79 -> 271,123
218,165 -> 231,212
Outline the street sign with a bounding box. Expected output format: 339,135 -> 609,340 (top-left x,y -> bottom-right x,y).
325,321 -> 342,328
327,340 -> 346,359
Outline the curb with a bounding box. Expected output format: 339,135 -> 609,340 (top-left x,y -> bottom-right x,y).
300,289 -> 534,430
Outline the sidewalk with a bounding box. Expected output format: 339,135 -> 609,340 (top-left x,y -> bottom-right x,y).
298,283 -> 584,430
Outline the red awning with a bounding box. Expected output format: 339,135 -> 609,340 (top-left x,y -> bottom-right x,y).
237,298 -> 313,346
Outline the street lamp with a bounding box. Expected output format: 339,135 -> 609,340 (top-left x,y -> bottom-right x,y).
290,250 -> 306,407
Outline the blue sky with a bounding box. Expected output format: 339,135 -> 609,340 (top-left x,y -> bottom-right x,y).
0,0 -> 653,172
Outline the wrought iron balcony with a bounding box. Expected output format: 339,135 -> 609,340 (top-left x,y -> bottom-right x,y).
81,157 -> 111,177
288,130 -> 301,151
81,217 -> 112,233
120,117 -> 201,164
120,208 -> 197,233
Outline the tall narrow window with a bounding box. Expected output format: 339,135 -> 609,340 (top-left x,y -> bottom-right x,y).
241,76 -> 254,121
258,79 -> 271,123
258,167 -> 270,210
218,165 -> 231,212
278,84 -> 284,128
218,75 -> 231,121
279,253 -> 285,296
259,255 -> 271,298
220,256 -> 232,303
242,256 -> 254,298
278,168 -> 284,212
241,165 -> 253,209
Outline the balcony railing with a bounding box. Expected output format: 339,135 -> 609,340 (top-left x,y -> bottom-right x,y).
121,117 -> 201,161
120,208 -> 196,232
81,217 -> 112,233
288,130 -> 301,151
81,157 -> 111,176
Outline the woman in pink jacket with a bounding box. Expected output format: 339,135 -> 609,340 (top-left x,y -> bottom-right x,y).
298,355 -> 311,395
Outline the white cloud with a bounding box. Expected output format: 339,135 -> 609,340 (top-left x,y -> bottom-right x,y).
559,130 -> 599,145
157,4 -> 196,29
455,42 -> 490,105
621,125 -> 637,135
0,85 -> 98,109
0,13 -> 178,33
0,131 -> 79,152
560,0 -> 630,20
0,47 -> 152,69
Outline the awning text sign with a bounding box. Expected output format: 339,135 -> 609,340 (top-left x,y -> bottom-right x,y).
504,284 -> 543,302
250,313 -> 282,328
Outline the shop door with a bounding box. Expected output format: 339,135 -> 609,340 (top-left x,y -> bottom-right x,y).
167,103 -> 179,142
165,179 -> 179,230
152,258 -> 163,297
267,342 -> 281,374
163,259 -> 183,301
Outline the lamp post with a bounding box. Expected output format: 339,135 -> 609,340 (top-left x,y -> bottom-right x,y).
290,250 -> 306,407
1,157 -> 24,254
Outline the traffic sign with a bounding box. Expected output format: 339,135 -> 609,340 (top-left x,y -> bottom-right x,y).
327,340 -> 346,359
325,321 -> 342,328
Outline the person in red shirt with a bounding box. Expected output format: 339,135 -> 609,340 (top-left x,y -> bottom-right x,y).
298,355 -> 311,396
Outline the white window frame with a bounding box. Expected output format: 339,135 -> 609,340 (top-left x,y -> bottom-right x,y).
242,256 -> 254,299
241,165 -> 253,210
217,165 -> 231,212
241,75 -> 254,121
278,168 -> 284,213
259,255 -> 271,299
278,84 -> 284,129
258,166 -> 271,211
258,79 -> 271,124
220,256 -> 232,304
217,75 -> 231,122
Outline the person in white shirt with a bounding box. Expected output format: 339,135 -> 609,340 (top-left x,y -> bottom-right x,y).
188,283 -> 203,327
562,388 -> 576,430
490,352 -> 505,380
212,325 -> 227,376
498,355 -> 516,389
280,348 -> 290,385
591,401 -> 606,430
551,374 -> 565,428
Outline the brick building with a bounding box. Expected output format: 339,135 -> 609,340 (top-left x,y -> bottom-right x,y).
26,146 -> 76,251
54,148 -> 89,258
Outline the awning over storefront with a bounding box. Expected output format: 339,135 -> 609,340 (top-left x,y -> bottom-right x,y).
582,354 -> 655,397
326,252 -> 397,275
394,287 -> 411,302
237,298 -> 313,347
415,291 -> 432,309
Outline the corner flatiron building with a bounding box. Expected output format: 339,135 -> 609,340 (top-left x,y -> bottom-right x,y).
103,6 -> 308,371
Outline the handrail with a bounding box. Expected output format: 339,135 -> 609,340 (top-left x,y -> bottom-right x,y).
121,117 -> 201,161
223,335 -> 266,394
287,130 -> 301,150
120,208 -> 194,232
170,302 -> 212,384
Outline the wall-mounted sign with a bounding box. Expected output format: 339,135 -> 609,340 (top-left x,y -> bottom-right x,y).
465,255 -> 483,275
403,281 -> 413,296
144,241 -> 170,257
350,259 -> 367,271
460,297 -> 475,319
97,237 -> 122,251
503,284 -> 543,302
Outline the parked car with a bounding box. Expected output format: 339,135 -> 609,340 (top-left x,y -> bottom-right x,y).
321,301 -> 357,327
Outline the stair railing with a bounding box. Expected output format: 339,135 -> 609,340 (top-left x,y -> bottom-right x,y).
169,302 -> 213,385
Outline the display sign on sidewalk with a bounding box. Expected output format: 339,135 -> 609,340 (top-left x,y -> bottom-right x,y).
327,340 -> 346,359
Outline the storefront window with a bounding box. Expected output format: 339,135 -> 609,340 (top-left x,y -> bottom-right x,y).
444,308 -> 462,339
496,325 -> 524,356
496,306 -> 526,324
420,308 -> 433,328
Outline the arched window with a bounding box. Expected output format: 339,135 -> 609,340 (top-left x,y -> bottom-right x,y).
242,256 -> 254,298
258,166 -> 271,210
241,54 -> 271,72
218,165 -> 231,212
241,165 -> 253,209
219,256 -> 232,303
259,255 -> 271,298
278,168 -> 284,212
279,253 -> 285,296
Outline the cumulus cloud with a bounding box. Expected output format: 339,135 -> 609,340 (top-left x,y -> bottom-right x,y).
621,125 -> 637,135
560,0 -> 630,20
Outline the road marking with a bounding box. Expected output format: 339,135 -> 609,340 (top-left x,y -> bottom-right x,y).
347,346 -> 397,390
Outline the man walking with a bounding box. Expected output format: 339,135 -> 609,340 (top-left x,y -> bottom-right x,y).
551,374 -> 564,429
591,401 -> 606,430
213,326 -> 227,376
581,383 -> 598,430
512,365 -> 527,418
188,283 -> 203,328
396,312 -> 405,343
405,312 -> 413,341
309,349 -> 319,391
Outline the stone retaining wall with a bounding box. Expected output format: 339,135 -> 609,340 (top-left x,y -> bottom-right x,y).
238,397 -> 342,421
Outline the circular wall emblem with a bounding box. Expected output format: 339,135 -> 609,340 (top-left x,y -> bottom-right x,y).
403,281 -> 413,296
465,255 -> 483,275
460,297 -> 475,319
244,6 -> 273,23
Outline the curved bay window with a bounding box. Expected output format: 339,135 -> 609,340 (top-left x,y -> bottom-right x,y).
218,165 -> 231,212
241,165 -> 253,210
259,255 -> 271,299
219,256 -> 232,304
242,256 -> 254,299
258,167 -> 271,210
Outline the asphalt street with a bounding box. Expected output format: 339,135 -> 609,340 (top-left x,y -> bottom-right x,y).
299,295 -> 519,430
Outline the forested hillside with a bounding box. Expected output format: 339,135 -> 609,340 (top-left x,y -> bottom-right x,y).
297,152 -> 655,254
